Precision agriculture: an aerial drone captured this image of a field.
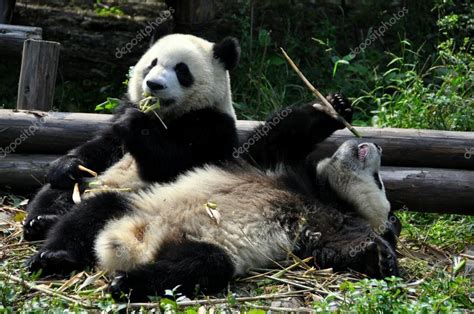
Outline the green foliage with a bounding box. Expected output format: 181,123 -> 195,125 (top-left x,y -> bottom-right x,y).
95,97 -> 121,113
227,0 -> 472,131
94,0 -> 124,17
313,275 -> 473,312
353,38 -> 473,131
398,211 -> 474,252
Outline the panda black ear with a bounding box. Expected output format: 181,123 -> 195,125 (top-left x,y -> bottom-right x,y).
213,37 -> 241,71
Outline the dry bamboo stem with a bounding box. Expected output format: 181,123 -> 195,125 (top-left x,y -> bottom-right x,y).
77,165 -> 98,177
0,271 -> 91,308
280,48 -> 362,138
126,290 -> 311,308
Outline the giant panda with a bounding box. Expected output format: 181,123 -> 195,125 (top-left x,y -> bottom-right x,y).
28,136 -> 400,302
23,34 -> 242,241
26,90 -> 357,272
98,140 -> 399,301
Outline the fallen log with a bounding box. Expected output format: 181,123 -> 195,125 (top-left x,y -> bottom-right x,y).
0,109 -> 473,170
0,24 -> 42,55
0,153 -> 472,214
0,154 -> 58,190
381,167 -> 474,215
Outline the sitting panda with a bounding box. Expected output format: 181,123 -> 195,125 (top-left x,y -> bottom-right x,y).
23,34 -> 242,241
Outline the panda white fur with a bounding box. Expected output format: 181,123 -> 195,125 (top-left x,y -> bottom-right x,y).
29,137 -> 400,301
23,34 -> 241,240
316,142 -> 390,230
99,140 -> 399,300
94,140 -> 395,272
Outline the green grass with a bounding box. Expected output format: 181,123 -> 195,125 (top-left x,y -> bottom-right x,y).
1,198 -> 473,312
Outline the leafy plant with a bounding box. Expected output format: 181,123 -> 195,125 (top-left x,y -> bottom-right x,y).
94,0 -> 124,17
95,97 -> 121,113
313,275 -> 473,312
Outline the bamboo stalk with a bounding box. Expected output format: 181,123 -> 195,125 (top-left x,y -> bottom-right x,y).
126,290 -> 311,308
0,271 -> 91,308
280,48 -> 362,138
77,165 -> 98,177
244,302 -> 313,313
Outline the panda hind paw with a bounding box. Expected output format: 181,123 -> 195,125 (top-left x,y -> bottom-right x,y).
26,249 -> 80,276
23,215 -> 59,241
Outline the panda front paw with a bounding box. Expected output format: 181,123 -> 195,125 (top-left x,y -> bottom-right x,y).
373,238 -> 399,278
23,215 -> 59,241
325,93 -> 353,126
353,237 -> 399,279
113,108 -> 149,137
27,249 -> 81,276
47,155 -> 85,189
108,271 -> 132,301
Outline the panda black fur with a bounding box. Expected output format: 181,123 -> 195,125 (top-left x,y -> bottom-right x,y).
28,134 -> 400,302
26,91 -> 358,273
23,34 -> 242,241
29,140 -> 399,301
94,140 -> 399,301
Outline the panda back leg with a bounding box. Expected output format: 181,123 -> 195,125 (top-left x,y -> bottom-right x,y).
306,215 -> 399,279
109,239 -> 235,302
27,192 -> 131,276
23,184 -> 74,241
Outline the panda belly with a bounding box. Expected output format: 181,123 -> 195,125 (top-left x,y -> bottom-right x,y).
94,165 -> 294,275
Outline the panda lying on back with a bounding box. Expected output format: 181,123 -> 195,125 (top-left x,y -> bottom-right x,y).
23,34 -> 242,240
29,139 -> 400,301
103,140 -> 399,301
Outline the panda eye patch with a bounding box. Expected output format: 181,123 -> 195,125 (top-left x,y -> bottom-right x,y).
150,58 -> 158,67
174,62 -> 194,87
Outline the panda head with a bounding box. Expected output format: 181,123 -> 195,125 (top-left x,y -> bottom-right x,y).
316,140 -> 384,190
316,140 -> 390,230
128,34 -> 240,119
316,140 -> 390,232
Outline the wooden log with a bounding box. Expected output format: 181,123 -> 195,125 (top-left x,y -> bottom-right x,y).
0,154 -> 58,190
17,39 -> 61,111
0,0 -> 16,24
0,110 -> 111,154
382,167 -> 474,215
0,153 -> 472,215
0,24 -> 42,55
0,110 -> 473,170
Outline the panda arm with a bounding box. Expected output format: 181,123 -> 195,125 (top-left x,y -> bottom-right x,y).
113,107 -> 238,183
47,102 -> 136,189
242,93 -> 353,169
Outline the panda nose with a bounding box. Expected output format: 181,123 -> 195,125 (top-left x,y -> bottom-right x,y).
146,80 -> 166,91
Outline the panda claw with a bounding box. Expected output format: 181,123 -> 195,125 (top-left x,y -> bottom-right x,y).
24,215 -> 60,241
27,249 -> 81,276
